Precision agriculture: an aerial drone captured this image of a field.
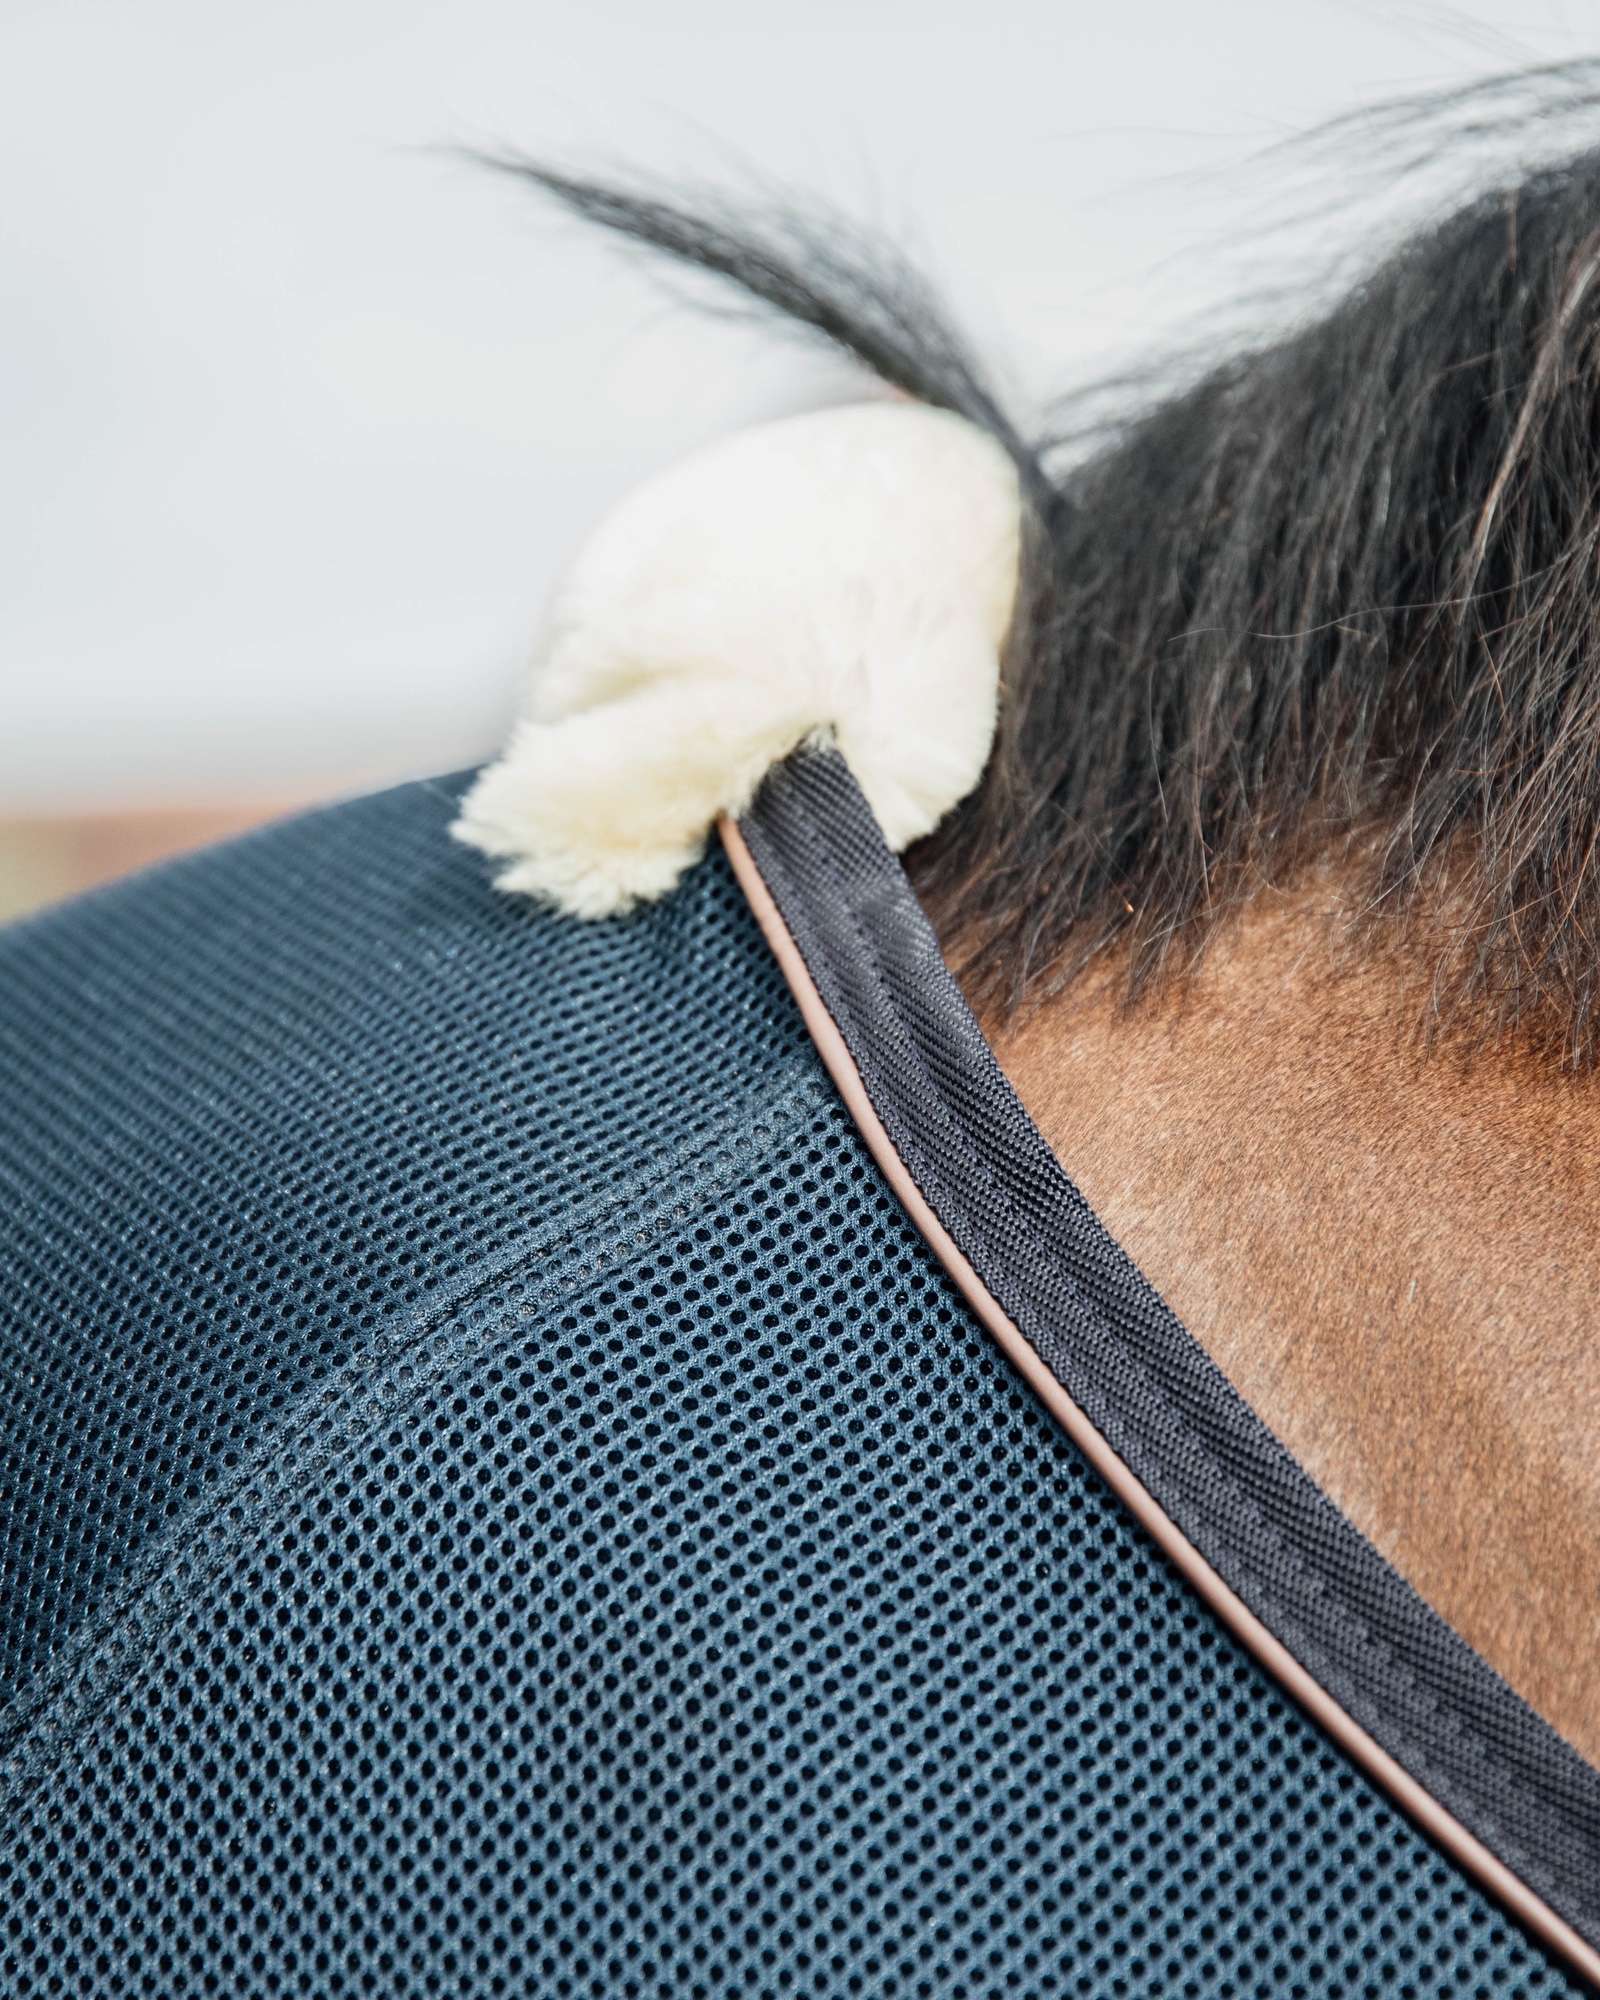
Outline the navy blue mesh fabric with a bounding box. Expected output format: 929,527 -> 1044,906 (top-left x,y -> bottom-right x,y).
0,775 -> 809,1710
0,777 -> 1581,1995
739,746 -> 1600,1949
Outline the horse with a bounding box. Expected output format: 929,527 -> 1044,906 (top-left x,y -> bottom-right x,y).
7,97 -> 1600,1994
497,138 -> 1600,1792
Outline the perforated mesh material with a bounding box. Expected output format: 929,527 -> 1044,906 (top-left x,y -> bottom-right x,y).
738,746 -> 1600,1944
0,779 -> 1581,1995
0,776 -> 809,1708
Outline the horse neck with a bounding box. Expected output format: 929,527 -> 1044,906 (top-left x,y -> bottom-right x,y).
986,876 -> 1600,1765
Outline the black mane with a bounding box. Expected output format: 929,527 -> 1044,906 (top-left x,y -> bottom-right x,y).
480,117 -> 1600,1062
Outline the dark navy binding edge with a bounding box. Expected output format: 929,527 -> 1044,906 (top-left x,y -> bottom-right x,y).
738,742 -> 1600,1963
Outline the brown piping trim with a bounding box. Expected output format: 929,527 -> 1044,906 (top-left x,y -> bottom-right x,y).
720,811 -> 1600,1991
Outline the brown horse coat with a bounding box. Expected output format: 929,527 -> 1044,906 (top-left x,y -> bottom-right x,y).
990,866 -> 1600,1765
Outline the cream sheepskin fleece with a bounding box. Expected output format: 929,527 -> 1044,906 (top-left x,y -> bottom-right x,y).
452,400 -> 1022,916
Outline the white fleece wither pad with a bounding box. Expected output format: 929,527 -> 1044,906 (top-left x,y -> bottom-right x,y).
453,400 -> 1023,916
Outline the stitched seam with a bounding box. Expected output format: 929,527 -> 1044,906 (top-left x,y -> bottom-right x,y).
0,1063 -> 831,1799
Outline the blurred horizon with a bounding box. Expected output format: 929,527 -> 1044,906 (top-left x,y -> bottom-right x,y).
0,803 -> 306,927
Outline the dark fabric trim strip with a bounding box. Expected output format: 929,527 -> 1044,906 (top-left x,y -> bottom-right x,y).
737,742 -> 1600,1963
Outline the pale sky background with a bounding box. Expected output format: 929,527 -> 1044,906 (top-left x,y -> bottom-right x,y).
5,0 -> 1600,809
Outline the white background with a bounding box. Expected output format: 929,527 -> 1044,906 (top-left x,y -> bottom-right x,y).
3,0 -> 1597,809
